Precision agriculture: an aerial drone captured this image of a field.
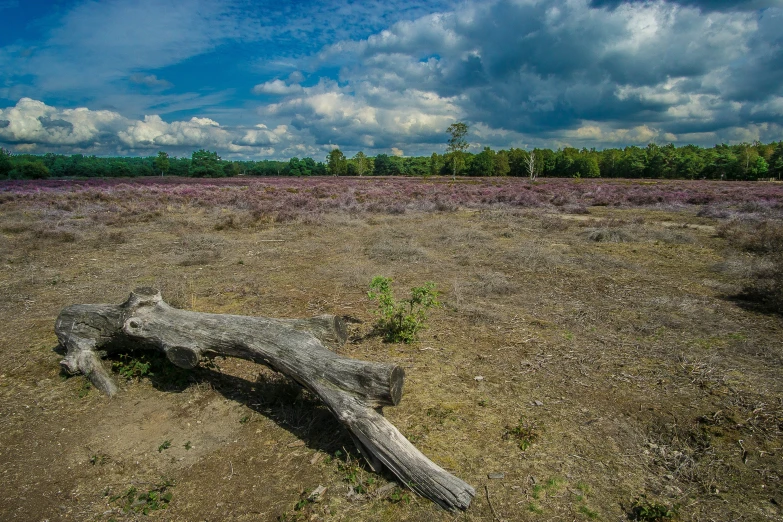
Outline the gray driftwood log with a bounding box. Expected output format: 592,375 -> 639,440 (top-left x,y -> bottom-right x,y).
55,287 -> 475,511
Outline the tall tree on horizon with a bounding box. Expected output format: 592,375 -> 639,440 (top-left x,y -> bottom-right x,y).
327,148 -> 347,176
353,151 -> 369,176
446,122 -> 469,180
189,149 -> 222,177
154,151 -> 170,176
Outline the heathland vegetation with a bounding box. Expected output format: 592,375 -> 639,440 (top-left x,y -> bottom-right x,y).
2,139 -> 782,181
2,123 -> 783,520
1,175 -> 781,520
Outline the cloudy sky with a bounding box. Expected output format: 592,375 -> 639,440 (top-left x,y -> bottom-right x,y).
0,0 -> 781,160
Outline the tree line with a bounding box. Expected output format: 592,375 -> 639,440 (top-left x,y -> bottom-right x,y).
1,141 -> 782,181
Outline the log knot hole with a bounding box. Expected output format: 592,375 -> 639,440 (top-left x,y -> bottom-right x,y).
123,317 -> 143,333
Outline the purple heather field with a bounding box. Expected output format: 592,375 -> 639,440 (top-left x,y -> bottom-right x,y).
2,177 -> 782,222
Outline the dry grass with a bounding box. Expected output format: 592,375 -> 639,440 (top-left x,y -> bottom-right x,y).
0,181 -> 781,521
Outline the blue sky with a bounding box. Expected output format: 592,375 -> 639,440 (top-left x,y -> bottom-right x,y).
1,0 -> 782,160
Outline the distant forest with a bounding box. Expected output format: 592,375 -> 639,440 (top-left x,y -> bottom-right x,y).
1,141 -> 782,181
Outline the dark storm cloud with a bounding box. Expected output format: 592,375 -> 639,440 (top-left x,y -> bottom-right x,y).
300,0 -> 782,148
2,0 -> 782,156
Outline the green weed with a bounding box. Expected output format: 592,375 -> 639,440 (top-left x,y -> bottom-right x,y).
78,378 -> 91,398
628,495 -> 678,521
109,351 -> 191,388
368,276 -> 440,343
158,440 -> 171,453
111,353 -> 153,380
388,487 -> 411,504
504,415 -> 541,451
89,453 -> 109,466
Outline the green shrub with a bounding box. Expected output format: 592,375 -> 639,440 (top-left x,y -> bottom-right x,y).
110,351 -> 192,388
367,276 -> 439,343
628,496 -> 678,521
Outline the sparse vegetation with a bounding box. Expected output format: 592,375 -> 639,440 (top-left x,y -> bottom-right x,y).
108,479 -> 175,515
1,177 -> 782,521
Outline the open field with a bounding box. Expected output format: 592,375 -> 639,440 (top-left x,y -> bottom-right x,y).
1,176 -> 782,521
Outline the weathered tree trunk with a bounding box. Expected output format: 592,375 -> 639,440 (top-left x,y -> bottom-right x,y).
55,288 -> 475,511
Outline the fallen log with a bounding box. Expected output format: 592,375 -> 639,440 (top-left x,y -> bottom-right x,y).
55,287 -> 475,510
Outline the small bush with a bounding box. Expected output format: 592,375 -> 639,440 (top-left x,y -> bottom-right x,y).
368,276 -> 439,343
740,254 -> 783,313
718,219 -> 783,313
628,495 -> 678,521
587,227 -> 633,242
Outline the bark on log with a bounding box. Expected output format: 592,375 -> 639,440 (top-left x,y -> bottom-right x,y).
55,287 -> 475,511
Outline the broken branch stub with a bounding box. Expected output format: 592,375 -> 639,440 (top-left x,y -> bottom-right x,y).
55,287 -> 475,510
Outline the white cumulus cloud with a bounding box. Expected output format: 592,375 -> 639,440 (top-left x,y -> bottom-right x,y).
0,97 -> 124,146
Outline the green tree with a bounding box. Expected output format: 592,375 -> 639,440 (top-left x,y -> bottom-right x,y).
223,161 -> 241,177
189,149 -> 222,177
769,142 -> 783,180
571,155 -> 600,178
493,149 -> 510,177
429,152 -> 440,176
507,148 -> 526,177
18,160 -> 50,179
446,122 -> 469,180
676,146 -> 705,180
0,147 -> 11,178
469,147 -> 495,176
287,157 -> 304,176
618,146 -> 646,178
154,151 -> 170,176
109,160 -> 131,177
353,151 -> 370,176
373,153 -> 393,176
536,148 -> 556,177
707,145 -> 739,180
599,149 -> 622,178
750,156 -> 768,178
553,148 -> 578,177
326,148 -> 347,176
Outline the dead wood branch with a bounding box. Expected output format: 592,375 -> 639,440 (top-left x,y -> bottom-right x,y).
55,287 -> 475,510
